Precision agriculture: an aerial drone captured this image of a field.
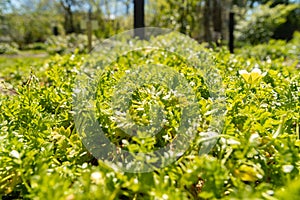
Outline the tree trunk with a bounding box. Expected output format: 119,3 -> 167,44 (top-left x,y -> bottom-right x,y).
203,0 -> 212,42
229,12 -> 235,53
65,7 -> 74,33
212,0 -> 222,45
60,0 -> 75,34
179,0 -> 187,34
133,0 -> 145,39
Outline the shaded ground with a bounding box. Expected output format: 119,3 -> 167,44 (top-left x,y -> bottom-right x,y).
0,50 -> 48,59
0,50 -> 49,73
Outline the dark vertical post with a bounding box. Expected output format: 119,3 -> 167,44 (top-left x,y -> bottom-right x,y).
212,0 -> 222,46
134,0 -> 145,39
87,6 -> 92,52
229,12 -> 235,53
53,26 -> 59,36
203,0 -> 212,42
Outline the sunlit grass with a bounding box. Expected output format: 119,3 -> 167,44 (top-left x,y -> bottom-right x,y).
0,50 -> 49,76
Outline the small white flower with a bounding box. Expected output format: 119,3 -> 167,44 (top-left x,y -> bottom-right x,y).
162,93 -> 171,100
10,150 -> 20,159
239,69 -> 249,75
282,165 -> 294,173
266,190 -> 274,196
162,194 -> 169,200
189,81 -> 195,86
91,172 -> 103,184
70,54 -> 75,61
249,133 -> 260,144
82,163 -> 88,169
256,173 -> 263,179
122,139 -> 129,145
252,68 -> 262,74
253,68 -> 267,76
162,134 -> 170,141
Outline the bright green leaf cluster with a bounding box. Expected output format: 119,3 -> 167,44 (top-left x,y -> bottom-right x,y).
0,33 -> 299,199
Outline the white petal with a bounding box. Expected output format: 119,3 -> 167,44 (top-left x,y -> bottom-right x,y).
162,194 -> 169,200
249,133 -> 260,143
239,70 -> 249,75
282,165 -> 294,173
10,150 -> 20,159
252,68 -> 262,74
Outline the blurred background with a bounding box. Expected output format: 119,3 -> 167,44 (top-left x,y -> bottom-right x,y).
0,0 -> 299,55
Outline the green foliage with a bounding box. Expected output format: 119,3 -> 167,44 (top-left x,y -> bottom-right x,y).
236,3 -> 299,44
276,177 -> 300,199
45,34 -> 99,55
0,43 -> 19,55
0,52 -> 48,80
148,0 -> 202,37
2,12 -> 54,48
236,31 -> 300,61
0,33 -> 299,199
24,43 -> 48,51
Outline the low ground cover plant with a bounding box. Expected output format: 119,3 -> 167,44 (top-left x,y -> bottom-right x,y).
0,33 -> 299,199
0,43 -> 19,55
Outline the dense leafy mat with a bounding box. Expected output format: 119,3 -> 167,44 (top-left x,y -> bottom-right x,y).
0,34 -> 299,199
